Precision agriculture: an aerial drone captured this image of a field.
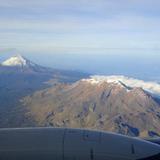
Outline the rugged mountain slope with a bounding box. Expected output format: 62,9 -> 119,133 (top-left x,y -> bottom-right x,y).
23,76 -> 160,138
0,54 -> 89,127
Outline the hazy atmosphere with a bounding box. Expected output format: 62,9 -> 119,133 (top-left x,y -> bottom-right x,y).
0,0 -> 160,52
0,0 -> 160,81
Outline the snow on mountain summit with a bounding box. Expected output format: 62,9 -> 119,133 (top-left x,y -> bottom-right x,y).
1,54 -> 35,67
0,54 -> 56,74
82,75 -> 160,95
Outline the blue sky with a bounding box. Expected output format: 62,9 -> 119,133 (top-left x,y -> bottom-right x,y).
0,0 -> 160,54
1,0 -> 160,80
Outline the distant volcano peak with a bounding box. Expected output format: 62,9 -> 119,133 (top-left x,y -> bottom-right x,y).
1,54 -> 37,68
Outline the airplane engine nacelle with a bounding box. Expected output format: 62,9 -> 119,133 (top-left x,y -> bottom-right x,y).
64,129 -> 160,160
0,128 -> 160,160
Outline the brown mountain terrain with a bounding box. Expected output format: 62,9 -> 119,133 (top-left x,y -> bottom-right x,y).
23,79 -> 160,138
1,55 -> 160,138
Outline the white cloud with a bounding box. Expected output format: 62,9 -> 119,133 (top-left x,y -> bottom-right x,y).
84,75 -> 160,95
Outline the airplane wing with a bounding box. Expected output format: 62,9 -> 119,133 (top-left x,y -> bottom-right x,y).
145,138 -> 160,145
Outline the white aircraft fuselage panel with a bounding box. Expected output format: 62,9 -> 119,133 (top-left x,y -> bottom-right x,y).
0,128 -> 159,160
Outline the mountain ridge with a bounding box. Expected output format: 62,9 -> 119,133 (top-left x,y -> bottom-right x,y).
23,76 -> 160,138
82,75 -> 160,96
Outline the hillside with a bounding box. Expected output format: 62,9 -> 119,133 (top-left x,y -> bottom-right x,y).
23,76 -> 160,138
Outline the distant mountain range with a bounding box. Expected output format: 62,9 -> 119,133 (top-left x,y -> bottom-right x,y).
1,55 -> 160,138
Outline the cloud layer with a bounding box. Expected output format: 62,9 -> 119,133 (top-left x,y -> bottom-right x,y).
84,75 -> 160,95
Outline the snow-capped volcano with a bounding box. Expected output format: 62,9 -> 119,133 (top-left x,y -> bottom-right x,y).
81,75 -> 160,96
0,54 -> 53,73
1,54 -> 35,67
